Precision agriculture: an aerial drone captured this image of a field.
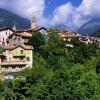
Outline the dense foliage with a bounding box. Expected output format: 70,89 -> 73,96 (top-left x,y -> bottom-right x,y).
0,47 -> 4,53
0,30 -> 100,100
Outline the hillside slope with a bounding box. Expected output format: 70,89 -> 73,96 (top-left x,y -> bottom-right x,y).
0,8 -> 31,29
77,18 -> 100,35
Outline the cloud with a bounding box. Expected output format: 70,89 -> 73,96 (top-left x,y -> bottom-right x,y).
0,0 -> 48,26
0,0 -> 45,17
78,0 -> 100,17
0,0 -> 100,29
52,3 -> 74,25
52,0 -> 100,30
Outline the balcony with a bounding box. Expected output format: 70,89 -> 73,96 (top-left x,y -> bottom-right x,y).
0,61 -> 28,72
23,40 -> 29,44
13,54 -> 25,58
0,61 -> 26,66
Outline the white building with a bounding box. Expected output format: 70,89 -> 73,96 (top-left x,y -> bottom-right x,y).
0,28 -> 14,46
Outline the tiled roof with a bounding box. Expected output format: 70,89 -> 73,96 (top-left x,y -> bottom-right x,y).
4,45 -> 33,50
15,32 -> 32,38
0,27 -> 14,32
0,26 -> 38,33
8,32 -> 32,38
8,27 -> 47,38
15,27 -> 46,33
59,32 -> 76,38
15,28 -> 39,33
0,27 -> 46,33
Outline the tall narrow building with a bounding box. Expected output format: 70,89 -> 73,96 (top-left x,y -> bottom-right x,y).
31,16 -> 38,29
13,24 -> 16,31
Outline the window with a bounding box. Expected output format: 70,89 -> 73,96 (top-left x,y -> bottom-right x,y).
20,58 -> 23,61
18,37 -> 20,41
3,38 -> 4,41
21,50 -> 23,54
12,66 -> 15,69
2,42 -> 5,46
19,66 -> 22,68
6,32 -> 7,35
27,57 -> 30,61
5,66 -> 8,69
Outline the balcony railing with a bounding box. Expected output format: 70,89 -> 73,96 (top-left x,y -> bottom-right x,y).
0,61 -> 26,65
13,54 -> 25,58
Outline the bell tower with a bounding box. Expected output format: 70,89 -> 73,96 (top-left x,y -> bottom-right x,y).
13,24 -> 16,31
31,16 -> 38,29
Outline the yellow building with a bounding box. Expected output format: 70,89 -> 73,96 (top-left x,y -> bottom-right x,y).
0,45 -> 33,72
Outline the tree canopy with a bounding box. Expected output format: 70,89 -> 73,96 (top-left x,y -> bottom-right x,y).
0,29 -> 100,100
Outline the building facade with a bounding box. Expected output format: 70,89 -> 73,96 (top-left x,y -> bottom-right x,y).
0,28 -> 34,72
58,31 -> 100,47
0,28 -> 14,46
0,16 -> 47,72
0,45 -> 33,72
0,16 -> 38,72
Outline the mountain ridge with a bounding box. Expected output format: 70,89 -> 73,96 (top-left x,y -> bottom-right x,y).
77,18 -> 100,35
0,8 -> 31,29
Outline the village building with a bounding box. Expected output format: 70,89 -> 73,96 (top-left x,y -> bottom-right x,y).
31,16 -> 38,29
0,16 -> 39,72
0,45 -> 33,72
58,31 -> 80,42
0,16 -> 38,47
7,32 -> 32,46
0,16 -> 47,72
58,31 -> 100,47
0,29 -> 33,72
79,36 -> 92,44
0,27 -> 14,46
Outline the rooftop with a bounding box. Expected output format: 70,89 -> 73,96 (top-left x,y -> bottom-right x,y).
4,45 -> 33,50
0,27 -> 14,32
9,32 -> 32,38
59,31 -> 76,38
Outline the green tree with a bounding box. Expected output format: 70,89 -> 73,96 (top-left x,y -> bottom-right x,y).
4,87 -> 16,100
0,47 -> 4,53
28,31 -> 46,51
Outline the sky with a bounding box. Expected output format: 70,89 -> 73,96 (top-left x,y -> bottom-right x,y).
0,0 -> 100,30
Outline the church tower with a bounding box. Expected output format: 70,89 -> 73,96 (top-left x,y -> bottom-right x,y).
31,16 -> 38,29
13,24 -> 16,31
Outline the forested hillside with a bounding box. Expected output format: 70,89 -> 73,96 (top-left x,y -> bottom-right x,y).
0,30 -> 100,100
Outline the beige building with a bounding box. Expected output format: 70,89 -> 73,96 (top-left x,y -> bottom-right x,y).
58,31 -> 100,47
58,31 -> 78,42
0,45 -> 33,72
0,28 -> 14,46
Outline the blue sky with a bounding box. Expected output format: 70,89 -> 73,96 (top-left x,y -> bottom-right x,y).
0,0 -> 100,30
44,0 -> 82,17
